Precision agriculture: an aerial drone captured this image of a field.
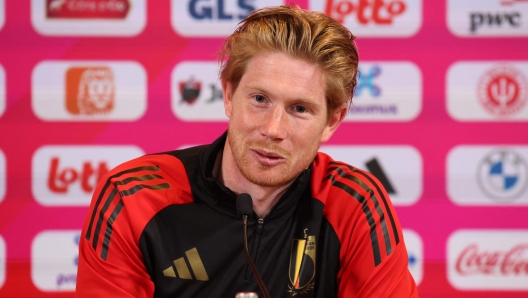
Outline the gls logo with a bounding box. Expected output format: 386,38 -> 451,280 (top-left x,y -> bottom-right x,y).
309,0 -> 422,37
447,62 -> 528,121
347,62 -> 422,121
31,230 -> 81,292
448,0 -> 528,37
32,61 -> 147,122
319,145 -> 422,205
32,146 -> 144,206
171,0 -> 284,37
171,61 -> 228,121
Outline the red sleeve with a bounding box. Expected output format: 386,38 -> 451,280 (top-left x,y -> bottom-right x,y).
311,153 -> 419,298
75,155 -> 193,297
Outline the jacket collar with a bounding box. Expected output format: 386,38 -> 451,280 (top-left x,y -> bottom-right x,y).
198,131 -> 312,220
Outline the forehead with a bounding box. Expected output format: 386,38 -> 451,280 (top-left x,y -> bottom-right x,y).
238,52 -> 326,104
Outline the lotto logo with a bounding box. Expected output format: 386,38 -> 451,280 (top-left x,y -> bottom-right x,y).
448,0 -> 528,37
171,61 -> 228,121
32,61 -> 147,121
31,230 -> 81,291
403,230 -> 423,285
32,146 -> 144,206
447,62 -> 528,121
447,230 -> 528,290
447,146 -> 528,205
0,149 -> 5,204
0,235 -> 5,289
346,62 -> 422,121
31,0 -> 146,36
0,64 -> 5,118
319,145 -> 422,205
171,0 -> 284,37
309,0 -> 422,37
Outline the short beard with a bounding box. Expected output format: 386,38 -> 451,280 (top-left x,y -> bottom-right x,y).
227,130 -> 302,187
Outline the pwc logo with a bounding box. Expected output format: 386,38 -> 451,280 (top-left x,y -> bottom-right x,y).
448,0 -> 528,37
31,0 -> 146,36
171,61 -> 228,121
447,62 -> 528,121
347,62 -> 422,121
447,230 -> 528,290
309,0 -> 422,37
0,64 -> 5,118
0,235 -> 5,289
171,0 -> 284,37
0,149 -> 5,204
319,145 -> 423,205
447,145 -> 528,205
403,229 -> 423,285
32,145 -> 144,206
31,230 -> 80,291
32,61 -> 147,121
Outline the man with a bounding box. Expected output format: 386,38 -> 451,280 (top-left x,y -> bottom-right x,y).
76,5 -> 418,298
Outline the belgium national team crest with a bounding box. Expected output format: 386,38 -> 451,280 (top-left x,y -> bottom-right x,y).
288,235 -> 316,296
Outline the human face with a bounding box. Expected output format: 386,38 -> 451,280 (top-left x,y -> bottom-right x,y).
223,51 -> 346,187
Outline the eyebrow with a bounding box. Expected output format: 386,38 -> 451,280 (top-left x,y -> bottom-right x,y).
244,83 -> 321,106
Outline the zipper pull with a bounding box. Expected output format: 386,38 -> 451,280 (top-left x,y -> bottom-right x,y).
257,218 -> 264,233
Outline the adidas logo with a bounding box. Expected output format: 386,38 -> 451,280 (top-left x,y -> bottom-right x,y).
163,247 -> 209,281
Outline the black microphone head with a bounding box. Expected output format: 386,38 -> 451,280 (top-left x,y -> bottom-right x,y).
236,193 -> 253,218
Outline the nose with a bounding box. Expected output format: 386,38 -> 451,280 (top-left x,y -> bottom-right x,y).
259,106 -> 288,141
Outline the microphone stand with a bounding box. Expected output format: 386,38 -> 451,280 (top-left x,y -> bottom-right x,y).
242,214 -> 271,298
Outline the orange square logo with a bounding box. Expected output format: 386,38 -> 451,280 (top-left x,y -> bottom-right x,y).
65,67 -> 115,115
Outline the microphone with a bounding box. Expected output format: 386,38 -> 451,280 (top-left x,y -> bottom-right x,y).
236,194 -> 271,298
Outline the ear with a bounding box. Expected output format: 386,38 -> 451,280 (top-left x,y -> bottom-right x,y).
321,104 -> 348,142
223,81 -> 233,119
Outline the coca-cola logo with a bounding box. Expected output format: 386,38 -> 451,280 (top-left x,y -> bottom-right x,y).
46,0 -> 130,19
477,65 -> 528,116
324,0 -> 407,24
456,243 -> 528,276
48,157 -> 109,194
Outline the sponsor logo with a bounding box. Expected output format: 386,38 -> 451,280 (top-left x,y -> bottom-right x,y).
346,62 -> 422,121
0,149 -> 6,204
31,0 -> 145,36
447,146 -> 528,205
66,67 -> 115,115
309,0 -> 422,37
288,234 -> 316,295
478,149 -> 528,200
478,65 -> 528,116
403,229 -> 423,285
32,61 -> 147,121
0,235 -> 5,289
31,230 -> 80,291
171,0 -> 284,37
447,62 -> 528,121
447,230 -> 528,290
32,145 -> 144,206
0,0 -> 4,31
171,62 -> 228,121
46,0 -> 130,19
0,64 -> 5,118
448,0 -> 528,37
162,248 -> 209,281
320,145 -> 422,205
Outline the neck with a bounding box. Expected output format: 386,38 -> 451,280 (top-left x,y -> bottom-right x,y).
218,140 -> 294,218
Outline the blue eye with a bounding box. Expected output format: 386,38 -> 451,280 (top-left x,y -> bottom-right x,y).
254,95 -> 265,103
294,105 -> 307,113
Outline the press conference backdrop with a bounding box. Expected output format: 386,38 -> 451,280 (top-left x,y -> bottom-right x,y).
0,0 -> 527,297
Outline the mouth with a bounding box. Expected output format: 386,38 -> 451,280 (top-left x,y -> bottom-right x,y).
251,149 -> 286,166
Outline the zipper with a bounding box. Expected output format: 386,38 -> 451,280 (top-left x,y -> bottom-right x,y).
243,218 -> 264,281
